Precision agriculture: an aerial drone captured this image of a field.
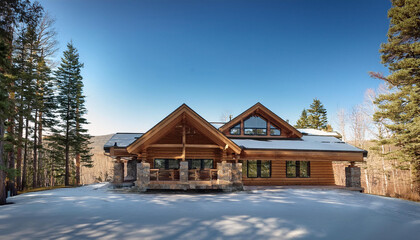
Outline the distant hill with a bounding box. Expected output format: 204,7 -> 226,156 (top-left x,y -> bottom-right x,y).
81,134 -> 115,184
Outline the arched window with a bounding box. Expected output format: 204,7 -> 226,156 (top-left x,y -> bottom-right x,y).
244,116 -> 267,135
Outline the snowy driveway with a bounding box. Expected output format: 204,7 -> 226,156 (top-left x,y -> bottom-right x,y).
1,183 -> 419,240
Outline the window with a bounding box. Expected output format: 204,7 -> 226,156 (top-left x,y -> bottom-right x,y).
247,160 -> 258,178
244,116 -> 267,135
187,159 -> 214,169
154,159 -> 180,169
230,123 -> 241,135
286,161 -> 310,178
270,124 -> 281,136
247,160 -> 271,178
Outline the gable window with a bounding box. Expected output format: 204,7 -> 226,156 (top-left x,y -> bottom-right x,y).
270,124 -> 281,136
230,123 -> 241,135
244,116 -> 267,135
188,159 -> 214,169
247,160 -> 271,178
154,159 -> 180,169
286,161 -> 310,178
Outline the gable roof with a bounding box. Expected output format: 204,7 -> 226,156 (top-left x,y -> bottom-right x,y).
219,102 -> 303,138
126,104 -> 242,154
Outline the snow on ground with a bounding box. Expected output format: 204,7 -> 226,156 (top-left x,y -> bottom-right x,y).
1,183 -> 419,240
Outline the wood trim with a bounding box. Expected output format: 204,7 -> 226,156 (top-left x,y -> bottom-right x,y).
109,146 -> 137,157
219,103 -> 303,138
126,104 -> 241,154
149,144 -> 222,149
242,149 -> 364,162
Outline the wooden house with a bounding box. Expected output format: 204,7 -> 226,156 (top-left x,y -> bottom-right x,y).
104,103 -> 366,191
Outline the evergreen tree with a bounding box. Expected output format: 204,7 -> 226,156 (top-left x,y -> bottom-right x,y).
307,98 -> 328,130
55,42 -> 91,186
295,109 -> 310,128
370,0 -> 420,192
12,2 -> 43,190
0,0 -> 32,205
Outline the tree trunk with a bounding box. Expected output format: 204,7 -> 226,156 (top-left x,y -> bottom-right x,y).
0,118 -> 7,205
50,159 -> 54,187
65,119 -> 70,186
32,108 -> 38,189
64,95 -> 71,186
16,86 -> 24,191
76,153 -> 80,186
364,168 -> 370,193
22,115 -> 30,190
38,110 -> 44,187
75,107 -> 80,186
381,145 -> 388,195
7,88 -> 16,196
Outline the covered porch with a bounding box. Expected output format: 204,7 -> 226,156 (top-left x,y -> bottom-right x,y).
109,104 -> 244,191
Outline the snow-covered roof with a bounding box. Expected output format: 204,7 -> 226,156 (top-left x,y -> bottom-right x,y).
298,128 -> 342,137
103,133 -> 143,152
231,135 -> 366,155
102,131 -> 365,156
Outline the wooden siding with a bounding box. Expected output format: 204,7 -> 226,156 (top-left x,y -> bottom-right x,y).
154,122 -> 217,145
242,160 -> 335,186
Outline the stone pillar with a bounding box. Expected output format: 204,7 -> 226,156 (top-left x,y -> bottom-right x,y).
180,161 -> 189,183
345,162 -> 361,189
113,159 -> 124,184
126,159 -> 137,181
217,161 -> 232,183
231,163 -> 243,184
231,163 -> 243,191
135,162 -> 150,192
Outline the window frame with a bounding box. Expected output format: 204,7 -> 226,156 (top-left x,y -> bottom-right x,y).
229,123 -> 241,135
243,115 -> 268,136
153,159 -> 180,170
269,124 -> 281,136
187,159 -> 214,169
286,161 -> 311,178
247,160 -> 272,178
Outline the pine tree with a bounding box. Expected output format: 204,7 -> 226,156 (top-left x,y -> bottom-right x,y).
55,42 -> 91,186
0,0 -> 32,204
295,109 -> 310,128
370,0 -> 420,192
307,98 -> 328,130
12,2 -> 43,190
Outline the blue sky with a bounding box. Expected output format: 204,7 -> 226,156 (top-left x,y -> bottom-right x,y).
38,0 -> 391,135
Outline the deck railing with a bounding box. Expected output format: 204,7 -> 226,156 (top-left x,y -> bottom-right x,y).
150,169 -> 180,181
188,169 -> 218,181
149,168 -> 217,181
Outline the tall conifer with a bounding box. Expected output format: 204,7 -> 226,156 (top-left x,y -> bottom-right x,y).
307,98 -> 328,130
295,109 -> 310,128
55,42 -> 91,186
371,0 -> 420,192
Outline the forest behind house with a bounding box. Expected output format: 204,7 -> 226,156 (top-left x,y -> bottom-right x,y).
1,0 -> 419,205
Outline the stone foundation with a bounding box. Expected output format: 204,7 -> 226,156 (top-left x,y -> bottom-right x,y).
126,160 -> 243,192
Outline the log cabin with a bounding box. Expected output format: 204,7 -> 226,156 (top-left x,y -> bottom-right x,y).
104,103 -> 366,191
